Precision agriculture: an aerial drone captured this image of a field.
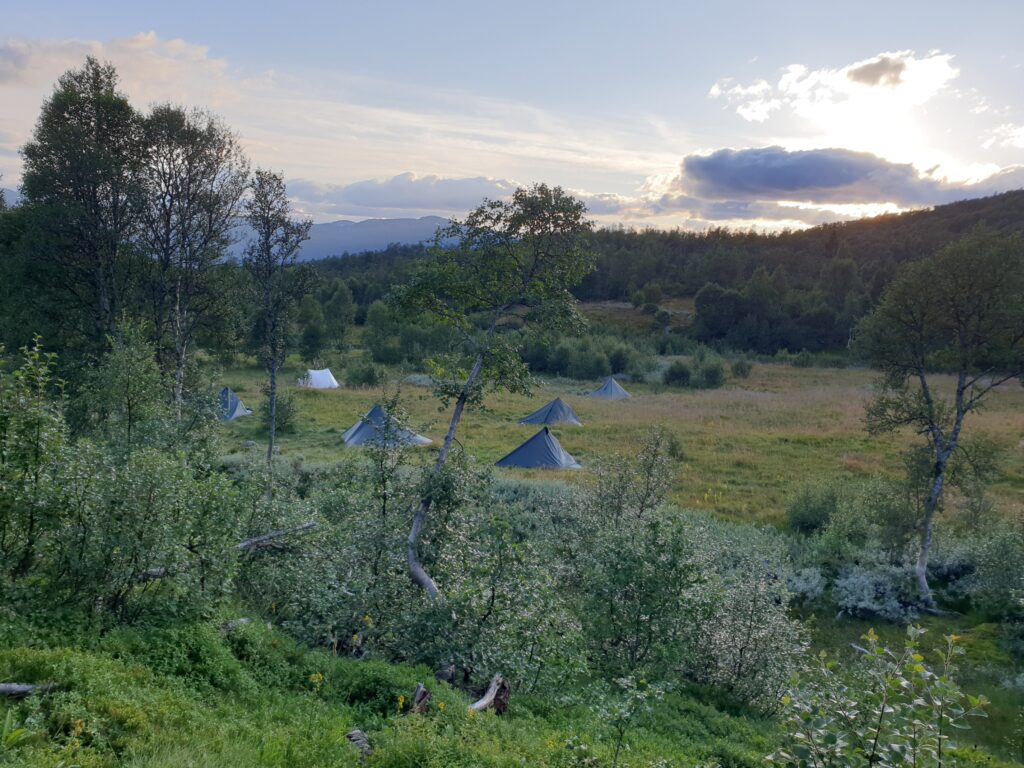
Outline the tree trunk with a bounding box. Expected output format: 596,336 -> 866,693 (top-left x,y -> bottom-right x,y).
406,352 -> 484,599
173,338 -> 187,419
0,683 -> 57,698
172,276 -> 186,416
916,457 -> 948,605
266,365 -> 278,464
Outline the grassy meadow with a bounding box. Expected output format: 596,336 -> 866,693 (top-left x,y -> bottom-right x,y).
219,353 -> 1024,524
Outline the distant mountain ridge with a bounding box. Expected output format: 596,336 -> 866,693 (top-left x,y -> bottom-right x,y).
298,216 -> 448,260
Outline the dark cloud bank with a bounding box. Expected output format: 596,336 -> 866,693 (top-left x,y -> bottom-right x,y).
287,147 -> 1022,228
652,146 -> 1024,224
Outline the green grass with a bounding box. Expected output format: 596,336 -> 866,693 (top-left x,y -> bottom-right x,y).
0,612 -> 780,767
218,354 -> 1024,524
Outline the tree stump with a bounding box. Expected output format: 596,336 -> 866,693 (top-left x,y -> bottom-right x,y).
410,682 -> 431,713
469,673 -> 510,715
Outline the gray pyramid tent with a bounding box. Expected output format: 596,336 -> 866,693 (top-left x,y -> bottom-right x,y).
589,376 -> 631,400
495,427 -> 581,470
219,387 -> 252,421
342,404 -> 432,448
518,397 -> 583,426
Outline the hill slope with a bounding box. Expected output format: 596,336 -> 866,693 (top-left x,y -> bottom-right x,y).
298,216 -> 448,260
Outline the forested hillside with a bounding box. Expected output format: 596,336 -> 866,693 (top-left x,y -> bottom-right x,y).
312,190 -> 1024,355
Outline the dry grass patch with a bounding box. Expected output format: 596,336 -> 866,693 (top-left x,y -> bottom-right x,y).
218,358 -> 1024,524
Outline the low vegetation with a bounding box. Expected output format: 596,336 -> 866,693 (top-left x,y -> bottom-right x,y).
1,56 -> 1023,767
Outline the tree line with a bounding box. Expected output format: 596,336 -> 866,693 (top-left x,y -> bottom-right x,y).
0,58 -> 329,451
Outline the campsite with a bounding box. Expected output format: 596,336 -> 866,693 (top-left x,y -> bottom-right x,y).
3,6 -> 1024,767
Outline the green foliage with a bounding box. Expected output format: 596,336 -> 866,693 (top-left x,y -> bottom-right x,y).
663,360 -> 692,387
588,676 -> 666,767
0,340 -> 65,580
571,431 -> 805,706
260,382 -> 298,434
394,183 -> 596,406
773,627 -> 989,767
731,357 -> 753,378
699,360 -> 725,387
18,57 -> 145,352
792,349 -> 815,368
345,361 -> 383,388
75,322 -> 172,451
522,331 -> 653,380
786,480 -> 844,535
0,337 -> 242,620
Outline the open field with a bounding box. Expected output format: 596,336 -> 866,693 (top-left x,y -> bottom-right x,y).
220,356 -> 1024,524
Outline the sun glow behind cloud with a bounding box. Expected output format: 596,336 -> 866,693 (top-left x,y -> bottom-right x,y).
709,51 -> 982,181
0,33 -> 1021,230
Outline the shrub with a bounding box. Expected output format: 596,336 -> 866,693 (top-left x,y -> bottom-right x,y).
787,567 -> 826,603
731,358 -> 753,378
608,346 -> 632,374
785,481 -> 841,535
260,384 -> 297,433
641,302 -> 659,315
833,564 -> 919,623
792,349 -> 814,368
698,361 -> 725,388
773,628 -> 988,767
346,361 -> 382,387
571,348 -> 611,380
663,360 -> 692,387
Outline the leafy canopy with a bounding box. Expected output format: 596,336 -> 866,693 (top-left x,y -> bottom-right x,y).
858,226 -> 1024,439
393,183 -> 595,403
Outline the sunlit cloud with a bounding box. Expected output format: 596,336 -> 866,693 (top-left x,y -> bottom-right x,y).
985,123 -> 1024,149
707,50 -> 988,181
1,33 -> 1021,233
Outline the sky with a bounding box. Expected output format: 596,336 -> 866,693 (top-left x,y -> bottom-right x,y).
2,0 -> 1023,229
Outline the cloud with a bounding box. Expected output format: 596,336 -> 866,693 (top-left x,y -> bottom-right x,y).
0,32 -> 680,197
846,54 -> 907,87
615,146 -> 1024,230
708,79 -> 780,122
985,123 -> 1024,149
708,50 -> 969,178
287,173 -> 520,219
668,145 -> 1024,208
676,146 -> 949,205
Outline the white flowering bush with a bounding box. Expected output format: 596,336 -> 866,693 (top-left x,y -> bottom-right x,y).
788,567 -> 827,603
833,564 -> 919,624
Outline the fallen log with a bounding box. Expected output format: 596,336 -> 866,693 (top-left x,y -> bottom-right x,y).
136,567 -> 169,582
0,683 -> 57,699
410,682 -> 431,714
236,522 -> 317,553
346,729 -> 372,758
468,673 -> 510,715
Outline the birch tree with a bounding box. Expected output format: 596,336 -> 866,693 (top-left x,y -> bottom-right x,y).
243,170 -> 312,464
857,226 -> 1024,605
393,183 -> 595,598
140,105 -> 249,411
